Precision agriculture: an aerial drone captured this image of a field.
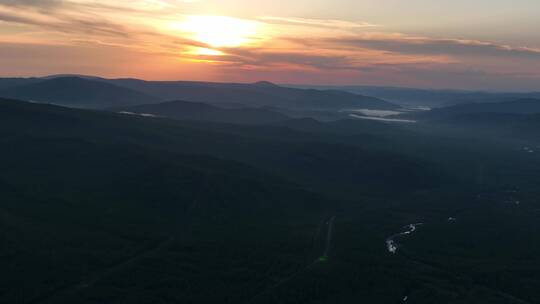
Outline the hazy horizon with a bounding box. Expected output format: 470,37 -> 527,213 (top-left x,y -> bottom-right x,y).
3,73 -> 539,94
1,0 -> 539,91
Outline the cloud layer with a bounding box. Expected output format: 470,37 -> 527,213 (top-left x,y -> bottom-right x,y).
0,0 -> 539,90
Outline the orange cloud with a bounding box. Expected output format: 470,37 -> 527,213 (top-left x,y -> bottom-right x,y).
1,1 -> 539,90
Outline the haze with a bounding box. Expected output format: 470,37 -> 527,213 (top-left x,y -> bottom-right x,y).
0,0 -> 539,90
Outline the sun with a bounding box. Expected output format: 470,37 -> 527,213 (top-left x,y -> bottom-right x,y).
170,15 -> 259,49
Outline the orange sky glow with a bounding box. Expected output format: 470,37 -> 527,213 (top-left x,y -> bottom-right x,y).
0,0 -> 539,90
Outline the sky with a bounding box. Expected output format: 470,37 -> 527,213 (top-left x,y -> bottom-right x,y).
0,0 -> 539,90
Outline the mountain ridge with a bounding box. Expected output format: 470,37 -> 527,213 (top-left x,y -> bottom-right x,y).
0,76 -> 158,108
0,75 -> 399,111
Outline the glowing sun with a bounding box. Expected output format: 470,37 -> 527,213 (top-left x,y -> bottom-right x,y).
171,15 -> 259,49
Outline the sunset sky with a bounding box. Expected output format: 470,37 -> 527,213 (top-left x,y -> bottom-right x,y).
1,0 -> 539,90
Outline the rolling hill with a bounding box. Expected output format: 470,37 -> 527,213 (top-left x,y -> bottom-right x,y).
4,96 -> 540,303
114,100 -> 290,124
396,98 -> 540,143
416,98 -> 540,117
0,77 -> 43,90
291,84 -> 540,108
105,78 -> 399,110
0,77 -> 158,108
0,76 -> 399,111
0,97 -> 335,303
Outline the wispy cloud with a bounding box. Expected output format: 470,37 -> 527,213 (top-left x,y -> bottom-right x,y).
327,36 -> 540,58
259,16 -> 378,30
213,44 -> 452,72
0,7 -> 130,37
0,0 -> 62,7
0,1 -> 539,90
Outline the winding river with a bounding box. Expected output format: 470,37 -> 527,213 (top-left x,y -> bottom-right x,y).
386,223 -> 423,254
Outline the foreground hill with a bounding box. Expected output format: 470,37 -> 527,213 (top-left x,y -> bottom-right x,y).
114,100 -> 290,124
3,97 -> 540,303
0,77 -> 158,108
0,97 -> 333,303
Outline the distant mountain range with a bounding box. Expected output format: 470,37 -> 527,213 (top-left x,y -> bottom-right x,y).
106,78 -> 398,110
4,75 -> 540,112
408,98 -> 540,121
0,77 -> 157,108
0,77 -> 42,90
290,84 -> 540,108
0,76 -> 398,111
401,98 -> 540,141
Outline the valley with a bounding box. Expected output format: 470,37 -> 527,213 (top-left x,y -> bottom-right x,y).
2,78 -> 540,303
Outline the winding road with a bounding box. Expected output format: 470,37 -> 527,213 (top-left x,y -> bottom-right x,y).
247,215 -> 336,304
323,216 -> 336,257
